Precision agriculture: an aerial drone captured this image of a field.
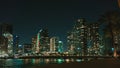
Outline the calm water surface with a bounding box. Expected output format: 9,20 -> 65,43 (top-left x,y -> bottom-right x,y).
0,58 -> 82,68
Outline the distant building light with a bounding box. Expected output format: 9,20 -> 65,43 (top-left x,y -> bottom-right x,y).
19,45 -> 22,47
112,48 -> 114,51
77,19 -> 81,22
77,48 -> 80,50
16,35 -> 18,37
59,41 -> 62,43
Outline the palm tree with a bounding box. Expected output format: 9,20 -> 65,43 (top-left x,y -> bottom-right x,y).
98,10 -> 120,57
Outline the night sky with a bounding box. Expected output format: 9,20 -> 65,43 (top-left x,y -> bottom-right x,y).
0,0 -> 119,45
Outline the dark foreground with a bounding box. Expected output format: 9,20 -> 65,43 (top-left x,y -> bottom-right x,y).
0,58 -> 120,68
33,58 -> 120,68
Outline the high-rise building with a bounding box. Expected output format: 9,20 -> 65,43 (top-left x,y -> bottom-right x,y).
0,36 -> 8,56
50,37 -> 59,53
40,28 -> 50,52
36,30 -> 41,53
23,44 -> 32,54
17,44 -> 24,55
3,32 -> 13,56
67,18 -> 87,56
58,41 -> 63,53
0,23 -> 13,56
32,36 -> 37,54
87,23 -> 105,56
13,35 -> 19,54
67,18 -> 105,56
32,28 -> 50,54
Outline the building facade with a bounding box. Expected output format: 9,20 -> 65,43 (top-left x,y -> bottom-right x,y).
13,35 -> 19,54
0,36 -> 8,57
58,41 -> 63,53
32,28 -> 50,54
0,23 -> 13,56
67,18 -> 87,56
50,37 -> 59,53
23,44 -> 32,55
67,18 -> 105,56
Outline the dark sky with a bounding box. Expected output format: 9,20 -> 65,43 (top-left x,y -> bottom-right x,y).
0,0 -> 119,44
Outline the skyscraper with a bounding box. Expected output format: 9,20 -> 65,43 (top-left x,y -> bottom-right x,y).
67,18 -> 87,56
3,33 -> 13,56
40,28 -> 50,52
50,37 -> 59,53
0,23 -> 13,56
0,36 -> 8,56
32,28 -> 50,54
58,41 -> 63,53
32,36 -> 37,54
13,35 -> 19,54
67,19 -> 105,56
87,23 -> 105,56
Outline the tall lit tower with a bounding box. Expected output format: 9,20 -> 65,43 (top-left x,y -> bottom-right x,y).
36,29 -> 42,53
0,23 -> 13,56
67,19 -> 105,56
0,36 -> 8,55
50,37 -> 59,53
87,23 -> 105,56
40,28 -> 50,52
3,33 -> 13,56
13,35 -> 19,54
32,28 -> 50,54
32,36 -> 37,54
58,41 -> 63,53
67,18 -> 87,56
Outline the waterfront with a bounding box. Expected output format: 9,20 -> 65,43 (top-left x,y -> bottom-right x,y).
0,58 -> 83,68
0,58 -> 120,68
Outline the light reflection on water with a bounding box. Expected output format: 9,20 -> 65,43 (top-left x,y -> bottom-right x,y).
0,58 -> 82,68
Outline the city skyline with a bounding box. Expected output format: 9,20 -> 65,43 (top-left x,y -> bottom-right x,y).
1,0 -> 120,68
0,0 -> 118,44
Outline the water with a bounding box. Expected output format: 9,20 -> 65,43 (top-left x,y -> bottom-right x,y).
0,58 -> 83,68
